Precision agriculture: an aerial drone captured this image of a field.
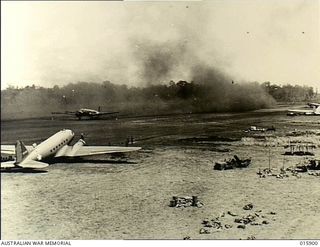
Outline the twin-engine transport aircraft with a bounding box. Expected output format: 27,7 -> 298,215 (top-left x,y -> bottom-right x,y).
52,107 -> 119,120
307,102 -> 320,108
287,103 -> 320,116
1,129 -> 141,170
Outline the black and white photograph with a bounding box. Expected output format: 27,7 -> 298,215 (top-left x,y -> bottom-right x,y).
1,0 -> 320,242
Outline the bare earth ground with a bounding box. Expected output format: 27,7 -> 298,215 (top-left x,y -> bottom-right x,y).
1,109 -> 320,239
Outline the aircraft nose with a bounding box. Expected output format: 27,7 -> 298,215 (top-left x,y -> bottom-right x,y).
70,130 -> 74,136
65,129 -> 74,137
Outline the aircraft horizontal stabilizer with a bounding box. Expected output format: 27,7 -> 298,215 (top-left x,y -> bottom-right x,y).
1,145 -> 33,155
1,145 -> 17,155
99,111 -> 119,115
1,161 -> 16,168
51,111 -> 76,115
19,160 -> 49,169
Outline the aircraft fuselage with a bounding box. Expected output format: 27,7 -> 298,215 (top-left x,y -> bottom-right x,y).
75,109 -> 101,119
21,129 -> 74,164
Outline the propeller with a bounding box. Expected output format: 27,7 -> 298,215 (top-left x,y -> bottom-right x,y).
80,133 -> 85,140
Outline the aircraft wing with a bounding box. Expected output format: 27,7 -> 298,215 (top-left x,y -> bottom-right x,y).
308,103 -> 320,108
51,111 -> 76,115
288,109 -> 312,114
1,145 -> 34,155
55,145 -> 141,157
97,111 -> 119,116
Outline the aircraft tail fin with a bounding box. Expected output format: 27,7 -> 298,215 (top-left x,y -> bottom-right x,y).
312,105 -> 320,114
98,106 -> 101,112
1,161 -> 16,169
15,140 -> 29,163
314,106 -> 320,115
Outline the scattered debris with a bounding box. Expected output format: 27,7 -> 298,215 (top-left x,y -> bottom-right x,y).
199,206 -> 277,235
308,172 -> 320,177
257,167 -> 303,179
258,161 -> 320,179
214,161 -> 233,170
224,224 -> 233,229
250,222 -> 261,226
257,168 -> 271,178
199,228 -> 210,234
284,150 -> 315,156
243,203 -> 253,210
234,218 -> 241,223
284,142 -> 316,156
180,136 -> 239,144
183,236 -> 191,240
244,125 -> 276,133
244,126 -> 266,133
295,165 -> 308,173
214,155 -> 251,170
307,159 -> 320,170
202,218 -> 223,229
227,211 -> 238,216
267,126 -> 276,131
170,196 -> 203,208
287,129 -> 320,137
247,235 -> 256,240
285,167 -> 302,178
202,219 -> 210,224
237,225 -> 246,229
235,214 -> 256,225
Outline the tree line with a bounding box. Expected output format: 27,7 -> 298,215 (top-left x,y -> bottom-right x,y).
262,82 -> 316,102
1,80 -> 317,119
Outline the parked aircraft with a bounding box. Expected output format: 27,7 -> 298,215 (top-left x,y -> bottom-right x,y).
1,129 -> 141,170
287,103 -> 320,116
307,102 -> 320,108
52,107 -> 119,120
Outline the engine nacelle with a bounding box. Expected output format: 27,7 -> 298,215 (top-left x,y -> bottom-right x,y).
74,139 -> 85,147
69,139 -> 86,156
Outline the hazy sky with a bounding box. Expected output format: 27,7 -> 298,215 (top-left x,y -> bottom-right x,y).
1,0 -> 319,89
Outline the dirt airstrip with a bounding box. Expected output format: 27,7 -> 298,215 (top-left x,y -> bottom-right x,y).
1,110 -> 320,239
